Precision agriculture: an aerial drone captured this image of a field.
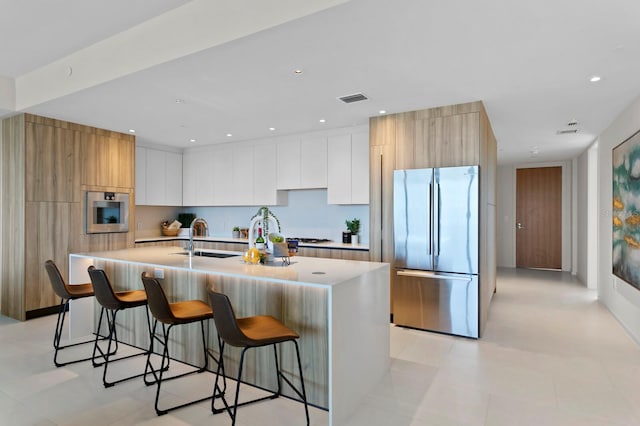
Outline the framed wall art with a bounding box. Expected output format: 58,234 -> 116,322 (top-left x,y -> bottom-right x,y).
613,128 -> 640,290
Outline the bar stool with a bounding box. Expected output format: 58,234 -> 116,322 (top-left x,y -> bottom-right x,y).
141,273 -> 225,416
207,289 -> 309,426
87,266 -> 151,388
45,260 -> 109,367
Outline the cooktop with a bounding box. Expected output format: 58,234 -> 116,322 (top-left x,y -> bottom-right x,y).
287,237 -> 332,244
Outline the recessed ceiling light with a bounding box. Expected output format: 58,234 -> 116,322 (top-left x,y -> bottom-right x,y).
189,138 -> 196,143
293,69 -> 303,75
379,110 -> 387,114
226,133 -> 233,137
319,119 -> 326,123
269,127 -> 276,131
128,129 -> 136,133
589,75 -> 601,82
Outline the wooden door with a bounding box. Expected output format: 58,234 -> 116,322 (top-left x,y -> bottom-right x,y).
516,167 -> 562,269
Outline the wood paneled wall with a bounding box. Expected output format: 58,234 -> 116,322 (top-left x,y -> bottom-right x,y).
1,115 -> 26,319
368,101 -> 497,331
1,114 -> 136,320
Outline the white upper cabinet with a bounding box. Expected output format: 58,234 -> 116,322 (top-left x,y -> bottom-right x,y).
183,149 -> 214,206
164,152 -> 183,206
136,146 -> 183,206
211,145 -> 233,205
254,141 -> 286,206
327,131 -> 369,204
276,139 -> 301,189
301,136 -> 327,188
231,145 -> 253,205
276,136 -> 327,189
183,141 -> 284,206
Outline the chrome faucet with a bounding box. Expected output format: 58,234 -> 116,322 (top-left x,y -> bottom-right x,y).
187,217 -> 209,256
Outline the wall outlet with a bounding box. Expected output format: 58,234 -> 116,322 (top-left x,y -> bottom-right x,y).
154,268 -> 164,279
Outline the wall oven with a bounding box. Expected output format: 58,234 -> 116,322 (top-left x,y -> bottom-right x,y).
86,191 -> 130,234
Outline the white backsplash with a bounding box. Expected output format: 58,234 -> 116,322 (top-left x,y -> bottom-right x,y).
136,189 -> 368,244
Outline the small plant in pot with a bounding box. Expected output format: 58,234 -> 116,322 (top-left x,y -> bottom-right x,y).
232,226 -> 240,238
345,218 -> 360,245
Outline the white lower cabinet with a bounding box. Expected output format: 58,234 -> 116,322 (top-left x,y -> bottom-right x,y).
136,146 -> 183,206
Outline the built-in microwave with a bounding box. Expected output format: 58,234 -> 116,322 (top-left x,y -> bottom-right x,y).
86,191 -> 130,234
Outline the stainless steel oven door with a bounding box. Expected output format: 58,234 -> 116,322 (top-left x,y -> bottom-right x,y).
86,191 -> 130,234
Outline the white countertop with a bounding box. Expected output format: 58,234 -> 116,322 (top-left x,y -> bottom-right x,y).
135,235 -> 369,250
71,246 -> 384,288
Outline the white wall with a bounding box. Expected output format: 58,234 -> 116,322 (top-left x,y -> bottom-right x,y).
587,142 -> 598,289
0,118 -> 3,308
496,165 -> 515,267
136,189 -> 369,244
496,161 -> 573,271
576,142 -> 599,289
598,94 -> 640,344
188,189 -> 368,243
576,149 -> 589,284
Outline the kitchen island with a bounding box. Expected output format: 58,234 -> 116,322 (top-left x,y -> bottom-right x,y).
68,246 -> 389,426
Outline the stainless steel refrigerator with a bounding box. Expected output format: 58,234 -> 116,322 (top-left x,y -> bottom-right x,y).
393,165 -> 479,338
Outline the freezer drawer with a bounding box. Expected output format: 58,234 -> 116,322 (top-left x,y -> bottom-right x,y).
393,270 -> 478,338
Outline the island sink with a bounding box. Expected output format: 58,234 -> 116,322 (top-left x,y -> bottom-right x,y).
176,251 -> 240,258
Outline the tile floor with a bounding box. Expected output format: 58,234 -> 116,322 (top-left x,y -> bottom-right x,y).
2,268 -> 640,425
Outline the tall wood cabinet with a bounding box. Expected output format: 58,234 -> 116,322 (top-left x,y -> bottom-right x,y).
2,114 -> 135,320
369,101 -> 497,334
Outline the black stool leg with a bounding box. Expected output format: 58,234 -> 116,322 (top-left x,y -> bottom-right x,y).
91,307 -> 118,368
148,320 -> 218,416
231,347 -> 249,425
272,344 -> 282,398
53,299 -> 107,367
212,342 -> 309,425
275,341 -> 310,425
95,307 -> 153,387
293,340 -> 310,425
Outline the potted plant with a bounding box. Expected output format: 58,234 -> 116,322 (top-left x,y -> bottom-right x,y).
345,218 -> 360,245
232,226 -> 240,238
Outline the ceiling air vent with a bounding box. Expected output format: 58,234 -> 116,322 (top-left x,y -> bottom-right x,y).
338,93 -> 368,103
556,129 -> 579,135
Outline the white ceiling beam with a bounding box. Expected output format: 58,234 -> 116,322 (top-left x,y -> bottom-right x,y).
0,75 -> 15,113
15,0 -> 348,110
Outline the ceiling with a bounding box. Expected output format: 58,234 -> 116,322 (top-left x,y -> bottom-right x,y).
2,0 -> 640,164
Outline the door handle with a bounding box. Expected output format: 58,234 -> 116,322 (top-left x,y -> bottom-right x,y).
517,222 -> 525,230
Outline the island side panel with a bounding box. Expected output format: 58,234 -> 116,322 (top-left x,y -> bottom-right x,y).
210,274 -> 329,410
91,259 -> 329,409
330,263 -> 390,425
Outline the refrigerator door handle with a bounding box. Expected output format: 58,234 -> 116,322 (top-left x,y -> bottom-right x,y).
436,183 -> 442,255
427,181 -> 433,256
396,269 -> 472,281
